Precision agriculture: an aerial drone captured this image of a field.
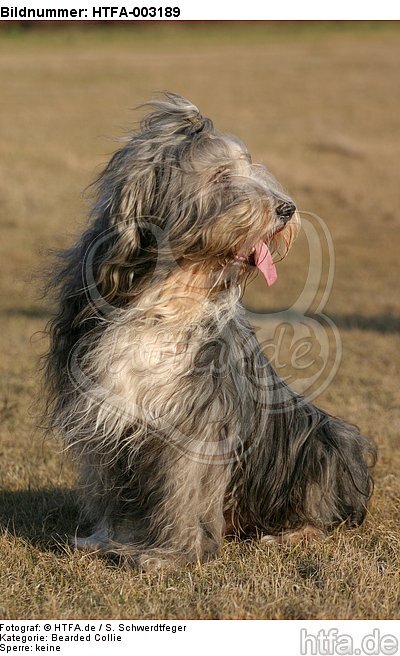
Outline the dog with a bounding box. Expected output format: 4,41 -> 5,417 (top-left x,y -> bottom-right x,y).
44,92 -> 375,569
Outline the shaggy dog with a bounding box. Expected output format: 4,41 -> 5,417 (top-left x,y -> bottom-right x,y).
44,93 -> 375,568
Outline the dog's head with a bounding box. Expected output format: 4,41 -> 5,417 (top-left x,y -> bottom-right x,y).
92,93 -> 300,303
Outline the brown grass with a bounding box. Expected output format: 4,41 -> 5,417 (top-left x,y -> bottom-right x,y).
0,23 -> 399,620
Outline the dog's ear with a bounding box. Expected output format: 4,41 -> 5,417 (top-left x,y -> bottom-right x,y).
94,145 -> 159,250
88,147 -> 161,305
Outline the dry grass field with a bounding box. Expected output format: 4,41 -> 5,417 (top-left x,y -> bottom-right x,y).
0,22 -> 399,620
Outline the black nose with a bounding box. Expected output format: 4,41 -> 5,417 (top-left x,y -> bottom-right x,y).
276,202 -> 296,223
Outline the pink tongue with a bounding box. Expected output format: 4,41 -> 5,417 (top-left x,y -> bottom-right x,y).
254,241 -> 277,286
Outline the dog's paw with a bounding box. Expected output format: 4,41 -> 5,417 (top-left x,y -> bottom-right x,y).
260,534 -> 281,544
138,554 -> 176,571
69,534 -> 106,553
261,525 -> 326,545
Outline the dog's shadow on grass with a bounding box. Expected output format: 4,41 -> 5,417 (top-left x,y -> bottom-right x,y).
0,487 -> 85,553
245,308 -> 400,335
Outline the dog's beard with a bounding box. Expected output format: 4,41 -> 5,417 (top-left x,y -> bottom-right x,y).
269,211 -> 301,262
230,210 -> 301,288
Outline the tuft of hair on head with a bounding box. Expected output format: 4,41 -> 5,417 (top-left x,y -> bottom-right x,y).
138,91 -> 214,138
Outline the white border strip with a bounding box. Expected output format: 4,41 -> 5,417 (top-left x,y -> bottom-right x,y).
0,620 -> 399,655
0,1 -> 399,20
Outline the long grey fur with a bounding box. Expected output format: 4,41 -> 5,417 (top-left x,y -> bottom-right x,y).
43,93 -> 376,568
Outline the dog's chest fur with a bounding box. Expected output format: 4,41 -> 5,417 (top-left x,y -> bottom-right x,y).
88,287 -> 268,463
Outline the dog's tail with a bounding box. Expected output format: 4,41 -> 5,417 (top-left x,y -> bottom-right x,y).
225,321 -> 376,535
